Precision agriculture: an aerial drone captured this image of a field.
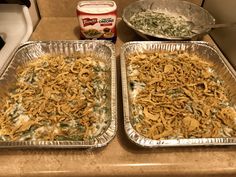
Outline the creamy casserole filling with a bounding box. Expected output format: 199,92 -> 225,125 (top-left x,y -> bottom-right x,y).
130,10 -> 193,38
0,53 -> 110,141
127,51 -> 236,140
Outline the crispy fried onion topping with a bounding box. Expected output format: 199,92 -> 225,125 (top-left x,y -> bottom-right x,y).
128,51 -> 236,140
0,53 -> 110,141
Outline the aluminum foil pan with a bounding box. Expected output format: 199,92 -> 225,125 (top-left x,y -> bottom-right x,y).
121,41 -> 236,147
0,40 -> 117,148
122,0 -> 215,40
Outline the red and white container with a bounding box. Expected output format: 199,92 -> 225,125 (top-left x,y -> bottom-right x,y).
77,1 -> 117,43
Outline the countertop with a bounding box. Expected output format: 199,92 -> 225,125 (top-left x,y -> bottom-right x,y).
0,17 -> 235,177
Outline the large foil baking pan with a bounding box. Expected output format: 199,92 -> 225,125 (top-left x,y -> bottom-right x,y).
0,40 -> 117,148
122,0 -> 215,40
121,41 -> 236,147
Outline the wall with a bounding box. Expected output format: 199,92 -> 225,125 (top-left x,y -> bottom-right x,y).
36,0 -> 203,17
203,0 -> 236,69
29,0 -> 40,28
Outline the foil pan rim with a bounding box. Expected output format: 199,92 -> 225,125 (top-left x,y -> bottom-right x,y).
120,41 -> 236,147
0,40 -> 117,148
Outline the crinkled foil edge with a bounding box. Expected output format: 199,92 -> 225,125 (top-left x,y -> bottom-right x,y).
121,41 -> 236,147
0,40 -> 117,148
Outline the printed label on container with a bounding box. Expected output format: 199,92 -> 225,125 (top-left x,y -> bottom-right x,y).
77,1 -> 117,43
